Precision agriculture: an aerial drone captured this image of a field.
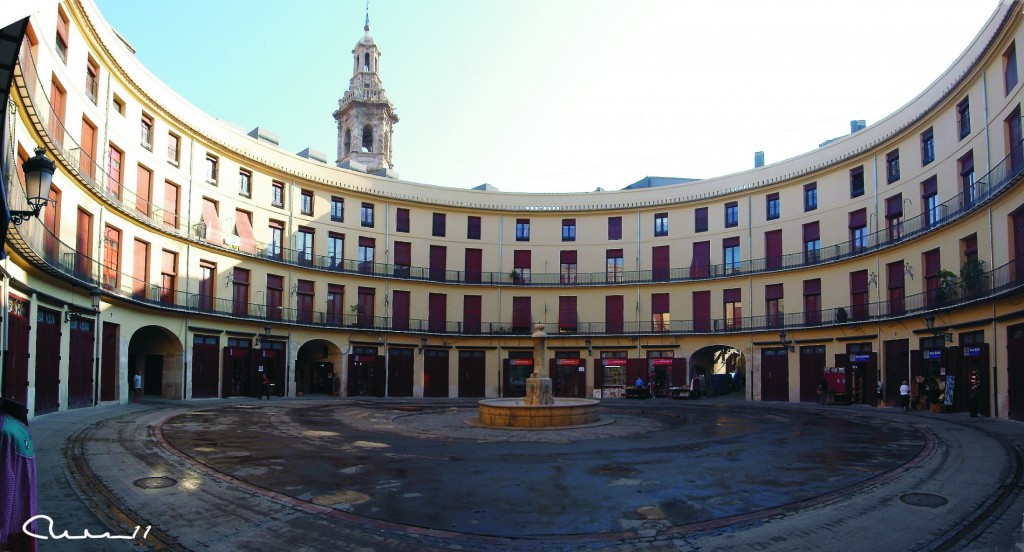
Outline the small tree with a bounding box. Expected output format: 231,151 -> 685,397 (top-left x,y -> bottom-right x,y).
960,257 -> 986,294
934,269 -> 960,305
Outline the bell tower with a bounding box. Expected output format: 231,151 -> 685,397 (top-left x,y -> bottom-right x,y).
334,9 -> 399,176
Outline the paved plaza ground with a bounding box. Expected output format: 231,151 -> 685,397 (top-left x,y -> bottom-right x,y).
22,394 -> 1024,551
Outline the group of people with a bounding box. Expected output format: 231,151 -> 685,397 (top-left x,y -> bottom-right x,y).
633,373 -> 706,399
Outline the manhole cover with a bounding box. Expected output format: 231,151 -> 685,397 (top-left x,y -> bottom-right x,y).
900,493 -> 949,508
133,477 -> 177,489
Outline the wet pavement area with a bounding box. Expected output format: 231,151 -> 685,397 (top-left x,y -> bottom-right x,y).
29,396 -> 1024,551
159,400 -> 924,538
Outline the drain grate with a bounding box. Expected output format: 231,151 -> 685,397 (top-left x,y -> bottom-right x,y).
900,492 -> 949,508
133,476 -> 177,489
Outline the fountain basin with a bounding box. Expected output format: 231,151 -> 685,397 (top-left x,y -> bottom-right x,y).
475,398 -> 601,428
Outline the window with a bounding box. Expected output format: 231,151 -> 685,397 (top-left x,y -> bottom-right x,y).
562,219 -> 576,241
887,260 -> 905,316
296,280 -> 314,324
358,237 -> 376,273
804,182 -> 817,211
723,237 -> 740,273
296,227 -> 314,266
605,295 -> 625,334
327,232 -> 344,269
56,6 -> 69,62
765,230 -> 782,270
80,117 -> 97,178
132,239 -> 148,297
850,166 -> 864,198
513,250 -> 531,283
512,296 -> 532,332
239,169 -> 252,197
885,194 -> 904,241
654,212 -> 668,237
724,202 -> 738,228
232,268 -> 250,316
327,284 -> 344,325
467,215 -> 481,239
200,197 -> 221,243
765,284 -> 784,327
300,190 -> 313,216
690,241 -> 711,278
606,249 -> 624,283
923,176 -> 940,226
163,180 -> 179,229
886,150 -> 900,183
695,207 -> 708,232
106,144 -> 123,198
516,218 -> 530,241
608,216 -> 622,240
465,248 -> 482,283
205,154 -> 218,183
199,262 -> 218,311
167,132 -> 180,165
957,97 -> 971,139
692,290 -> 711,332
360,202 -> 374,227
723,288 -> 742,330
652,245 -> 670,281
85,56 -> 99,103
765,193 -> 780,220
560,251 -> 577,284
960,151 -> 976,207
428,294 -> 447,333
849,209 -> 868,252
1006,41 -> 1018,95
331,197 -> 344,222
267,274 -> 283,320
803,222 -> 820,264
850,270 -> 869,320
141,113 -> 153,149
233,210 -> 255,254
804,279 -> 821,325
432,213 -> 446,237
429,245 -> 447,281
271,181 -> 284,208
112,94 -> 125,116
924,248 -> 941,307
652,293 -> 670,332
160,250 -> 177,304
102,225 -> 121,289
558,297 -> 578,333
921,128 -> 935,165
396,208 -> 410,232
463,295 -> 482,334
268,221 -> 283,259
50,78 -> 67,147
135,165 -> 152,217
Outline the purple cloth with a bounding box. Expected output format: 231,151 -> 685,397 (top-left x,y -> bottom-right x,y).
0,413 -> 37,547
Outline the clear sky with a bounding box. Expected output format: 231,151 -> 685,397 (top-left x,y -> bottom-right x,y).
92,0 -> 998,193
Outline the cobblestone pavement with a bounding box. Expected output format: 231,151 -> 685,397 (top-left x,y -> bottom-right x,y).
24,395 -> 1024,551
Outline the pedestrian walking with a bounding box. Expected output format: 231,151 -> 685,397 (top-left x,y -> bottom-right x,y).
899,380 -> 911,412
817,378 -> 829,406
260,373 -> 271,400
133,371 -> 142,403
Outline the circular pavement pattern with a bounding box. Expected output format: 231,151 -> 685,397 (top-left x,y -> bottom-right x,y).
159,401 -> 927,538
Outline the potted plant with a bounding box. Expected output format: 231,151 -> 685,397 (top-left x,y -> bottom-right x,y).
509,270 -> 522,284
835,307 -> 848,323
934,269 -> 960,305
960,257 -> 986,295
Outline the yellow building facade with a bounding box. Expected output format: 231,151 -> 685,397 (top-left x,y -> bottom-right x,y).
5,0 -> 1024,418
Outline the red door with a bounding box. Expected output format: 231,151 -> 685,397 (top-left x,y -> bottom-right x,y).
5,297 -> 30,406
34,307 -> 61,415
798,346 -> 826,403
423,350 -> 449,397
883,340 -> 909,408
101,322 -> 119,402
192,335 -> 219,398
68,316 -> 95,409
457,350 -> 485,397
223,347 -> 252,397
760,348 -> 789,401
387,349 -> 414,397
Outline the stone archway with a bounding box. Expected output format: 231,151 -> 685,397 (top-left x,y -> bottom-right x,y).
689,344 -> 745,396
295,339 -> 343,395
127,326 -> 184,399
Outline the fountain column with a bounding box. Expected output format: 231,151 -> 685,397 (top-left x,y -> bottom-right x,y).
524,324 -> 554,406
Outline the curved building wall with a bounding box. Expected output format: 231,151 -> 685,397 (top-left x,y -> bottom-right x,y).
5,0 -> 1024,416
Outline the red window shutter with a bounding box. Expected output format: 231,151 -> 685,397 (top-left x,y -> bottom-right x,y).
607,248 -> 623,259
691,241 -> 710,277
765,284 -> 784,300
851,270 -> 869,293
804,279 -> 821,295
608,217 -> 622,240
723,288 -> 741,303
803,222 -> 819,242
463,295 -> 482,333
163,181 -> 179,228
358,236 -> 375,248
394,241 -> 411,266
428,293 -> 447,332
512,296 -> 531,329
886,194 -> 903,218
652,293 -> 670,314
429,245 -> 447,280
887,261 -> 905,289
201,198 -> 221,242
392,290 -> 410,330
297,280 -> 314,294
467,215 -> 481,238
133,240 -> 148,295
723,236 -> 740,248
964,235 -> 978,258
396,208 -> 410,232
514,250 -> 531,269
652,245 -> 670,281
848,208 -> 867,228
695,207 -> 708,229
560,250 -> 577,264
235,210 -> 256,253
465,248 -> 482,282
693,291 -> 711,331
136,166 -> 151,215
924,249 -> 941,277
559,296 -> 577,331
922,176 -> 938,197
605,295 -> 624,333
765,230 -> 782,269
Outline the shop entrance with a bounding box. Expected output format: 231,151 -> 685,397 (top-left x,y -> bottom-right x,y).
387,348 -> 414,397
348,347 -> 384,397
34,307 -> 61,415
458,350 -> 486,397
423,349 -> 450,397
914,338 -> 947,410
551,353 -> 586,398
192,334 -> 220,398
222,338 -> 253,397
798,345 -> 826,403
503,352 -> 533,397
953,340 -> 989,416
1008,324 -> 1024,421
835,344 -> 877,406
760,348 -> 789,401
883,339 -> 909,408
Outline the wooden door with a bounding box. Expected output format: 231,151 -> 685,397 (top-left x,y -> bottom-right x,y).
191,335 -> 219,398
760,348 -> 789,401
100,322 -> 119,401
33,307 -> 61,415
883,340 -> 909,408
67,316 -> 95,409
387,348 -> 414,397
798,346 -> 826,403
457,350 -> 485,397
423,350 -> 449,397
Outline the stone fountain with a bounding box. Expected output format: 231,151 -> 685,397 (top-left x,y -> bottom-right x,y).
475,324 -> 602,428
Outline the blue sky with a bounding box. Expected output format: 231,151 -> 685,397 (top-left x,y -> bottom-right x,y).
92,0 -> 997,193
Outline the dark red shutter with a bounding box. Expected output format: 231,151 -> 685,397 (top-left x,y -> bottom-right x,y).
765,230 -> 782,269
396,208 -> 410,232
922,176 -> 938,197
467,216 -> 481,239
886,194 -> 903,218
691,241 -> 710,277
695,207 -> 708,231
560,250 -> 577,264
723,288 -> 741,303
394,241 -> 411,265
693,290 -> 711,331
849,208 -> 867,228
608,217 -> 622,240
804,279 -> 821,295
465,248 -> 482,283
559,296 -> 577,331
887,261 -> 905,289
766,284 -> 784,300
514,250 -> 531,269
463,295 -> 482,333
924,249 -> 941,277
803,222 -> 819,242
392,290 -> 410,330
512,297 -> 531,329
723,236 -> 740,248
652,293 -> 670,314
851,270 -> 869,293
964,235 -> 978,258
429,293 -> 447,332
652,245 -> 670,281
605,295 -> 624,333
430,245 -> 447,281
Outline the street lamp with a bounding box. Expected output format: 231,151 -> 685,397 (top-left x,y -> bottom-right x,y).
584,337 -> 593,357
418,336 -> 427,354
12,147 -> 55,225
255,324 -> 272,347
922,312 -> 953,342
779,330 -> 795,352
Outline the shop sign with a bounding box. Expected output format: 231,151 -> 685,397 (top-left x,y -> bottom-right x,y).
602,358 -> 627,366
651,358 -> 674,366
509,359 -> 533,366
964,346 -> 982,357
850,353 -> 871,362
556,358 -> 581,366
924,350 -> 943,360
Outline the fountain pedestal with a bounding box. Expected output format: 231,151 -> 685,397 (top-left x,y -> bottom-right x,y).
525,376 -> 554,406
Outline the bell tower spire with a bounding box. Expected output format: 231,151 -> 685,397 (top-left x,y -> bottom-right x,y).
334,4 -> 399,176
